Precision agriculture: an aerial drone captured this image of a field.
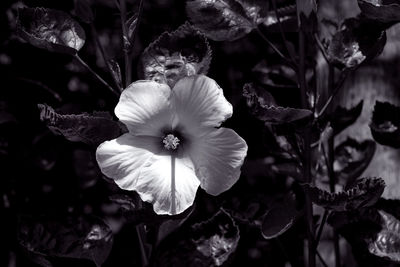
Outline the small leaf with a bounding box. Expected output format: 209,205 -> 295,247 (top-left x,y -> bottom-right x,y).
261,193 -> 299,239
358,0 -> 400,24
334,138 -> 376,187
370,101 -> 400,148
327,17 -> 386,69
18,215 -> 113,267
17,7 -> 86,55
108,59 -> 123,89
140,22 -> 212,87
304,177 -> 385,211
331,100 -> 363,135
186,0 -> 268,41
38,104 -> 124,146
74,0 -> 94,24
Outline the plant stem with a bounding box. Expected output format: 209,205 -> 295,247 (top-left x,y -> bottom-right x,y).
136,224 -> 149,267
315,209 -> 329,246
74,54 -> 118,96
256,27 -> 292,65
119,0 -> 132,87
318,71 -> 348,117
171,155 -> 176,215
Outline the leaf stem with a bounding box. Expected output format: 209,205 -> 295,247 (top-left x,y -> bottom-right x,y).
317,71 -> 348,117
74,54 -> 119,96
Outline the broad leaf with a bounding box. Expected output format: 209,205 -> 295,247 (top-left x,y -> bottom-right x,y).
186,0 -> 268,41
140,23 -> 212,87
38,104 -> 124,146
261,193 -> 299,239
334,138 -> 376,187
358,0 -> 400,24
18,215 -> 113,267
370,101 -> 400,148
331,100 -> 363,135
304,177 -> 385,211
17,7 -> 85,55
327,17 -> 386,69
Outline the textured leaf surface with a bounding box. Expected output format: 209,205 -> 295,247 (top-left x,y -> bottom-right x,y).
38,104 -> 123,146
186,0 -> 268,41
17,7 -> 85,55
304,177 -> 385,211
358,0 -> 400,23
141,23 -> 211,87
18,215 -> 113,267
370,101 -> 400,148
327,17 -> 386,69
331,100 -> 363,135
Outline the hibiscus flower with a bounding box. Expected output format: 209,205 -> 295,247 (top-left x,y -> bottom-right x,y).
96,75 -> 248,215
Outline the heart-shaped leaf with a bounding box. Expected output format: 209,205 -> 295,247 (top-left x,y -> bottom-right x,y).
186,0 -> 268,41
18,215 -> 113,267
140,23 -> 212,87
334,138 -> 376,187
327,17 -> 386,69
370,101 -> 400,148
358,0 -> 400,24
304,177 -> 385,211
17,7 -> 86,55
331,100 -> 363,135
38,104 -> 124,146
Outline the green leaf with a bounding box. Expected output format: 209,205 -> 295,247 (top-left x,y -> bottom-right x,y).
358,0 -> 400,24
38,104 -> 124,146
304,177 -> 385,211
17,7 -> 86,55
18,215 -> 113,267
186,0 -> 268,41
370,101 -> 400,148
330,100 -> 363,135
327,17 -> 386,69
140,22 -> 212,87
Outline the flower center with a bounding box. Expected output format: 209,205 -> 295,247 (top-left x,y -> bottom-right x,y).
162,134 -> 180,150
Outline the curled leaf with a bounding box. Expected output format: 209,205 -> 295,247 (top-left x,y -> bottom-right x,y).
331,100 -> 363,135
327,17 -> 386,69
38,104 -> 124,146
304,177 -> 385,211
358,0 -> 400,24
17,7 -> 85,55
186,0 -> 268,41
334,138 -> 376,187
140,23 -> 212,87
370,101 -> 400,148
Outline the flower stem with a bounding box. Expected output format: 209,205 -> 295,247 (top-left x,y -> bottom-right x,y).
74,54 -> 118,96
171,155 -> 176,215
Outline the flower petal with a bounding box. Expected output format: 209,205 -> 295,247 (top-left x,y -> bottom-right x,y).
171,75 -> 233,131
95,133 -> 161,190
189,127 -> 248,195
137,155 -> 200,215
115,80 -> 173,136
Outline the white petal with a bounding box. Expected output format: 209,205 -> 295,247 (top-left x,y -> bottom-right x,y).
96,133 -> 161,190
137,155 -> 200,215
115,80 -> 173,136
189,127 -> 248,195
171,75 -> 233,132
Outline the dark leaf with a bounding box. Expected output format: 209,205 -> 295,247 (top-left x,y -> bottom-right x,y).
38,104 -> 124,146
358,0 -> 400,24
243,83 -> 276,108
74,0 -> 94,24
108,59 -> 123,89
331,100 -> 363,135
261,193 -> 299,239
304,177 -> 385,211
140,22 -> 212,87
186,0 -> 268,41
157,206 -> 194,245
17,7 -> 86,55
109,194 -> 137,212
334,138 -> 376,187
327,17 -> 386,69
370,101 -> 400,148
18,215 -> 113,267
252,60 -> 298,91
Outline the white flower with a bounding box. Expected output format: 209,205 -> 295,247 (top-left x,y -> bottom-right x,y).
96,75 -> 248,215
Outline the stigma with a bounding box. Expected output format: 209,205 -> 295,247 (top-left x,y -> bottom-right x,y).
163,134 -> 180,150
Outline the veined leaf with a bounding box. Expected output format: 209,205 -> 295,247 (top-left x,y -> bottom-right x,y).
327,17 -> 386,69
140,23 -> 212,87
186,0 -> 268,41
358,0 -> 400,24
38,104 -> 124,146
370,101 -> 400,148
304,177 -> 385,211
17,7 -> 85,55
331,100 -> 363,135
